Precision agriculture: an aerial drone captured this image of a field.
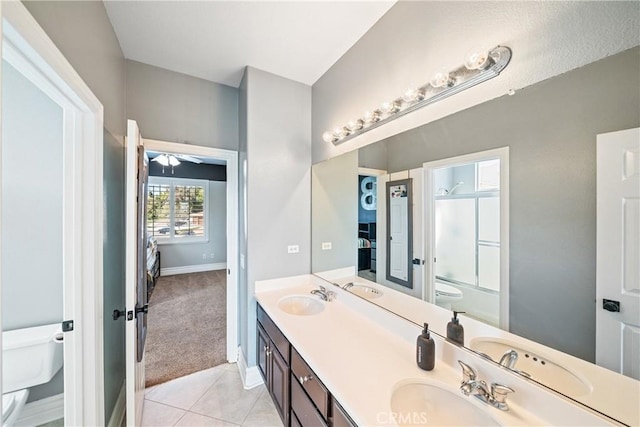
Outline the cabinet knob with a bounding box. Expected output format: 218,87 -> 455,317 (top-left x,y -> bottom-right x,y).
299,375 -> 313,385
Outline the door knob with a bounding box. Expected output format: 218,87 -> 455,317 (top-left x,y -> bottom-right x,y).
135,304 -> 149,315
603,299 -> 620,312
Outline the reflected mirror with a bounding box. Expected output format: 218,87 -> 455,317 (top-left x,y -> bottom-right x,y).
311,47 -> 640,425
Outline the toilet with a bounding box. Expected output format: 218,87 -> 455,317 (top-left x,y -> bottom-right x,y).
2,324 -> 63,427
435,282 -> 464,309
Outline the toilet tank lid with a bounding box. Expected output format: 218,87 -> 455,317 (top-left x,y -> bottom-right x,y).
3,323 -> 62,350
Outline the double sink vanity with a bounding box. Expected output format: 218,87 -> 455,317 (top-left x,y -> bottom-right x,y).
254,274 -> 633,427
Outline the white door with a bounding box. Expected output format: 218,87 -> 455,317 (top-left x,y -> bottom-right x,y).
596,127 -> 640,379
126,119 -> 148,425
388,181 -> 410,284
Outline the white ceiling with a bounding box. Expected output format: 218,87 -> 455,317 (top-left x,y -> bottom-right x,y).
104,1 -> 395,88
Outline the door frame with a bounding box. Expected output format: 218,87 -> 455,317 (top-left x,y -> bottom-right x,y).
423,147 -> 509,330
0,2 -> 104,425
143,138 -> 239,363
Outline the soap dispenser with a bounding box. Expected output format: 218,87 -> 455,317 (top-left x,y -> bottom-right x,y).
416,323 -> 435,371
447,311 -> 465,345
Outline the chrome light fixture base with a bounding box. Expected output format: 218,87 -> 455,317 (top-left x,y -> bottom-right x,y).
326,45 -> 512,146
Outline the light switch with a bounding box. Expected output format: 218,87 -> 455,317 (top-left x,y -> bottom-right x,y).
321,242 -> 332,250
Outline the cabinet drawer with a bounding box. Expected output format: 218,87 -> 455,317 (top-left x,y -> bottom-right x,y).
291,348 -> 329,420
257,304 -> 290,363
291,374 -> 327,427
332,400 -> 357,427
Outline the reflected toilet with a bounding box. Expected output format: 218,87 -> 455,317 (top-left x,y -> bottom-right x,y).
435,282 -> 463,309
2,324 -> 63,427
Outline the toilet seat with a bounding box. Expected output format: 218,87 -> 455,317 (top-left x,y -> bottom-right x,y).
435,282 -> 463,298
2,389 -> 29,426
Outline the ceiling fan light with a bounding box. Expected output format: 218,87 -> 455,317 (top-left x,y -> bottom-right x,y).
154,154 -> 169,167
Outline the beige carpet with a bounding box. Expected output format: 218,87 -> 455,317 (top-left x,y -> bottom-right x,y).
145,270 -> 227,387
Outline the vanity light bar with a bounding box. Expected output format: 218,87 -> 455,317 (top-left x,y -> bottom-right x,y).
324,46 -> 512,145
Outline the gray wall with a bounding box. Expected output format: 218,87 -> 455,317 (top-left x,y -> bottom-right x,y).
311,151 -> 358,273
1,60 -> 65,402
157,180 -> 227,269
370,48 -> 640,361
240,67 -> 311,366
126,60 -> 239,150
312,1 -> 640,163
23,1 -> 127,420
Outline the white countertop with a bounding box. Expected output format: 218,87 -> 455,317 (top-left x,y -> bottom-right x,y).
314,271 -> 640,427
255,275 -> 618,427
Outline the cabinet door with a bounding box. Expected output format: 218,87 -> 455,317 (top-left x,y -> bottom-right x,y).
270,346 -> 290,426
257,324 -> 269,383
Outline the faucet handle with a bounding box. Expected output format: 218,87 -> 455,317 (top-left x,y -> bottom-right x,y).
319,285 -> 327,292
458,360 -> 476,382
491,383 -> 515,404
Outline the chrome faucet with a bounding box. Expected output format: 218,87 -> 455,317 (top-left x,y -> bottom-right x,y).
499,349 -> 518,369
342,282 -> 354,290
497,349 -> 532,378
458,361 -> 515,411
310,286 -> 335,302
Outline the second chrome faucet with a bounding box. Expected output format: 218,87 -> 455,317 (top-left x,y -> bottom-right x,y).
458,360 -> 515,411
310,286 -> 335,302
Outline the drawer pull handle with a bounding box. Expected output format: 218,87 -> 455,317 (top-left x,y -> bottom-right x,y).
299,375 -> 314,385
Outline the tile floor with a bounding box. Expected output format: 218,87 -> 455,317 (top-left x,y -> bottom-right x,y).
142,363 -> 283,427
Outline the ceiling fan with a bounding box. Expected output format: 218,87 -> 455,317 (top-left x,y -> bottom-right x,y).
151,153 -> 202,173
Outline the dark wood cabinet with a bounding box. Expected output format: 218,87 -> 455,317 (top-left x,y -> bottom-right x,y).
257,303 -> 358,427
257,308 -> 290,427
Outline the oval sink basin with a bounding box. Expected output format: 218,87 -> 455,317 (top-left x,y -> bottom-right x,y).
469,337 -> 592,397
391,381 -> 500,426
347,283 -> 383,299
278,295 -> 324,316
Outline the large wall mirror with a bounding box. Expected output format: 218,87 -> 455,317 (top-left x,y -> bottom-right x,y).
311,47 -> 640,424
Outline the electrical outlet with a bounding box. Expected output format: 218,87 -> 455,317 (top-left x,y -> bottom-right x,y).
287,245 -> 300,254
321,242 -> 332,250
210,253 -> 215,259
202,253 -> 207,259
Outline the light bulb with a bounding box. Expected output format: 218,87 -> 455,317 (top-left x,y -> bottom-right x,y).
168,155 -> 180,167
401,88 -> 422,103
346,119 -> 363,132
332,127 -> 346,139
379,101 -> 397,115
323,131 -> 334,143
429,70 -> 452,88
155,154 -> 169,167
362,111 -> 378,124
464,47 -> 490,70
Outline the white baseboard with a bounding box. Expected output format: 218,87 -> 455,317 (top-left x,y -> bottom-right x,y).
15,393 -> 64,427
161,262 -> 227,276
107,382 -> 126,427
237,346 -> 263,390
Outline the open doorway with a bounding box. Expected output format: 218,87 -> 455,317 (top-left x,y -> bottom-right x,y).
1,3 -> 104,426
424,147 -> 509,329
143,150 -> 229,387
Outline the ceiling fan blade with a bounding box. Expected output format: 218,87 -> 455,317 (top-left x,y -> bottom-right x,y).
175,154 -> 203,164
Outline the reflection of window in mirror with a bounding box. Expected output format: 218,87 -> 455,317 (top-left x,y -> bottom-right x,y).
432,156 -> 503,327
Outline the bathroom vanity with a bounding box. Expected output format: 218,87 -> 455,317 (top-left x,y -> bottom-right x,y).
255,275 -> 623,427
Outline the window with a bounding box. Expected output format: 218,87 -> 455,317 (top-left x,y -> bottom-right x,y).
147,177 -> 208,242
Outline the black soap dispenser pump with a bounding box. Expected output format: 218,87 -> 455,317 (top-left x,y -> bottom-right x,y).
447,311 -> 465,345
416,323 -> 435,371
